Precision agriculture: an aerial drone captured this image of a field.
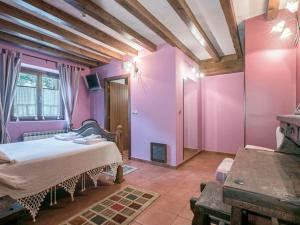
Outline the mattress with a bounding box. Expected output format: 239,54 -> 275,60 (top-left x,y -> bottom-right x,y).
0,138 -> 123,200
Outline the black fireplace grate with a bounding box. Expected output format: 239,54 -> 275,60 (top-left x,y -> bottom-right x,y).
151,143 -> 167,163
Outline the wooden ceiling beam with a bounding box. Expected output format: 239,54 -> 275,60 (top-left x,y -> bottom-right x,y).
0,18 -> 110,64
266,0 -> 280,20
0,32 -> 99,67
116,0 -> 202,64
23,0 -> 136,56
64,0 -> 157,52
199,54 -> 243,75
219,0 -> 243,58
167,0 -> 220,61
0,2 -> 123,61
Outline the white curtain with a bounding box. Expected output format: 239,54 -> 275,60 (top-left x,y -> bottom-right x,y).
0,49 -> 21,144
58,64 -> 81,130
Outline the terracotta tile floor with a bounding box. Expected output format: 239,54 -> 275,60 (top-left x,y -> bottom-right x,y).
183,148 -> 199,161
21,151 -> 230,225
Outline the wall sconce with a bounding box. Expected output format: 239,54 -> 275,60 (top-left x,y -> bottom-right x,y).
193,64 -> 205,79
286,0 -> 299,13
196,72 -> 205,79
271,21 -> 286,33
184,64 -> 205,80
271,0 -> 300,45
184,72 -> 205,81
123,56 -> 140,78
132,57 -> 140,78
281,27 -> 293,39
191,67 -> 196,74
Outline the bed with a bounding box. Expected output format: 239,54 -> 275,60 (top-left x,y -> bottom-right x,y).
0,121 -> 124,221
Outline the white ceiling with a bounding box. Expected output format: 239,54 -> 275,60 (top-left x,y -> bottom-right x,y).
138,0 -> 211,59
0,0 -> 290,61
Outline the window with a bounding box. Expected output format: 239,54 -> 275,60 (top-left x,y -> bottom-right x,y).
12,68 -> 64,121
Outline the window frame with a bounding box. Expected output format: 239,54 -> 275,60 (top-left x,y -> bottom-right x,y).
11,67 -> 65,121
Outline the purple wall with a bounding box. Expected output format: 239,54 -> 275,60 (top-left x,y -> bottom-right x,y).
245,11 -> 297,149
91,44 -> 178,166
201,73 -> 245,154
0,41 -> 91,142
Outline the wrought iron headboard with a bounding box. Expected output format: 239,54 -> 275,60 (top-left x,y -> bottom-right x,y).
71,121 -> 123,151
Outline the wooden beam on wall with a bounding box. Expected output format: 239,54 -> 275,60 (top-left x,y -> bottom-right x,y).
266,0 -> 280,20
199,54 -> 243,75
64,0 -> 157,52
219,0 -> 243,58
23,0 -> 137,56
0,2 -> 123,61
167,0 -> 220,61
116,0 -> 202,64
0,18 -> 110,64
0,32 -> 99,67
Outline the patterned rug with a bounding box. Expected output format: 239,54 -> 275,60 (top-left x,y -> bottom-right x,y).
102,165 -> 137,177
60,185 -> 159,225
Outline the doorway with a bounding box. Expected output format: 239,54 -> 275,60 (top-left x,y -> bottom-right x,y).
104,75 -> 131,159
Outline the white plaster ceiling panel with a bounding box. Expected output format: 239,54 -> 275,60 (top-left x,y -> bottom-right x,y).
187,0 -> 235,56
92,0 -> 165,45
279,0 -> 289,9
138,0 -> 211,60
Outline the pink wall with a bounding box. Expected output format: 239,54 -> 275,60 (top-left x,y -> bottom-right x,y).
201,73 -> 245,154
0,40 -> 91,142
91,44 -> 178,166
297,10 -> 300,105
245,11 -> 297,149
297,35 -> 300,104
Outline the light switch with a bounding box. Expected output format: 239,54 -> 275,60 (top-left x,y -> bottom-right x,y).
132,110 -> 138,115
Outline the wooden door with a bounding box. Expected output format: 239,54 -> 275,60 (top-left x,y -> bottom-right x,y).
109,81 -> 129,150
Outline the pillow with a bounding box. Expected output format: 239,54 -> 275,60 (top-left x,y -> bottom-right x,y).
0,150 -> 16,164
85,134 -> 101,139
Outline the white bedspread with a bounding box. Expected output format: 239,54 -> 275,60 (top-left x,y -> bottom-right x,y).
0,138 -> 122,199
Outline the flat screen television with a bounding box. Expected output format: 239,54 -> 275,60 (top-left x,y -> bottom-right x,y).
84,73 -> 102,91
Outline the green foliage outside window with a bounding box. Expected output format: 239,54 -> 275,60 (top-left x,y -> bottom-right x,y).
17,73 -> 37,87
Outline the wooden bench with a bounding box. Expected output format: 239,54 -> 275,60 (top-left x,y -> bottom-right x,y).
0,196 -> 25,225
190,182 -> 231,225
